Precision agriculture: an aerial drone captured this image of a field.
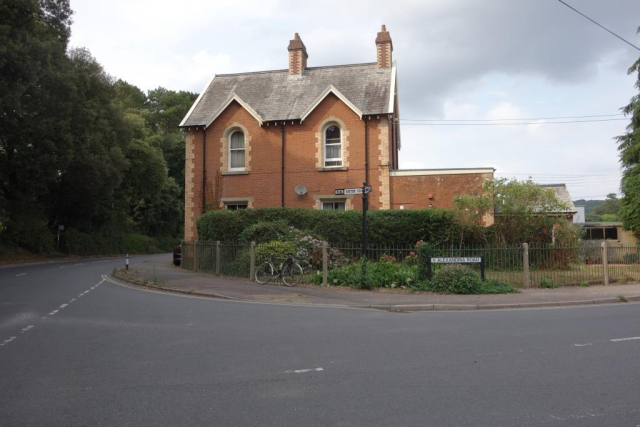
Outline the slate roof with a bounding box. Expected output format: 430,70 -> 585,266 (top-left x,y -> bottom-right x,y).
179,62 -> 394,127
540,184 -> 577,214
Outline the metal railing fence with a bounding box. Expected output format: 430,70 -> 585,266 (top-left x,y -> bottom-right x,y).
180,240 -> 640,289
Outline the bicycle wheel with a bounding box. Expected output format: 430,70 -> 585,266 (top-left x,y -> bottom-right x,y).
282,263 -> 303,287
255,262 -> 273,285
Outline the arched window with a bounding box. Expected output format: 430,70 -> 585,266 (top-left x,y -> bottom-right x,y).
229,130 -> 245,171
324,125 -> 342,167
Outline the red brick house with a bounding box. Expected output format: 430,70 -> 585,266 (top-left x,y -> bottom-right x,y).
180,26 -> 494,240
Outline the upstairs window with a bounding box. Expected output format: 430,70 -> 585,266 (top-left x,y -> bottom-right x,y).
229,131 -> 245,171
324,125 -> 342,167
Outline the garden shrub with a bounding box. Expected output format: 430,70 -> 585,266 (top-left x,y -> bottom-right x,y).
311,259 -> 417,289
238,221 -> 291,244
197,207 -> 461,245
539,277 -> 559,289
422,265 -> 516,294
256,240 -> 296,263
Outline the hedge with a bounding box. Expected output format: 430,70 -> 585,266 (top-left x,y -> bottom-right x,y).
196,207 -> 461,245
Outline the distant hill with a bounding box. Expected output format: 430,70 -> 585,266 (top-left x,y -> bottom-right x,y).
573,199 -> 604,214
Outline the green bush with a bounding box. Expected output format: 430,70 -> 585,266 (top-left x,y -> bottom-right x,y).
256,240 -> 296,263
234,240 -> 298,275
7,217 -> 54,254
422,265 -> 516,294
238,220 -> 291,244
312,259 -> 418,289
539,277 -> 559,289
197,207 -> 460,245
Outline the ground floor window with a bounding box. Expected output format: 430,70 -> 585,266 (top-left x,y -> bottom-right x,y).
322,200 -> 346,210
585,227 -> 618,240
225,203 -> 248,211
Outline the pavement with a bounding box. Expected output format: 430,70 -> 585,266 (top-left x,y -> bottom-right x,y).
2,253 -> 640,426
115,254 -> 640,311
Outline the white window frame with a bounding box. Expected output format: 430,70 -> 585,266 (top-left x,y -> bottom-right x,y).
228,130 -> 246,172
322,200 -> 346,211
323,124 -> 343,168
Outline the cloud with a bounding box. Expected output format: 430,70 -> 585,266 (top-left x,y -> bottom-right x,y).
68,0 -> 640,199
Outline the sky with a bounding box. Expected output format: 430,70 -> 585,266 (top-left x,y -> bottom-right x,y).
68,0 -> 640,201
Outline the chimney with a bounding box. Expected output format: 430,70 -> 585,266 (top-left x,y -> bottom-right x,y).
375,25 -> 393,68
288,33 -> 308,76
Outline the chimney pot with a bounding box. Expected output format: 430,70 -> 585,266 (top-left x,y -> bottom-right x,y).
288,32 -> 308,76
375,25 -> 393,68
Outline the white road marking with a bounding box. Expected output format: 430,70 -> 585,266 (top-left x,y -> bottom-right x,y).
1,336 -> 17,346
611,336 -> 640,342
78,294 -> 84,297
69,298 -> 76,302
49,310 -> 58,315
574,343 -> 593,347
60,266 -> 67,269
285,367 -> 324,374
74,263 -> 84,266
16,273 -> 26,276
59,304 -> 67,309
21,325 -> 34,332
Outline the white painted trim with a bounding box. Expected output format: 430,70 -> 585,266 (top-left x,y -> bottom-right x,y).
179,74 -> 216,127
323,124 -> 343,168
390,168 -> 495,177
228,130 -> 246,172
300,85 -> 363,122
388,61 -> 396,114
205,93 -> 264,128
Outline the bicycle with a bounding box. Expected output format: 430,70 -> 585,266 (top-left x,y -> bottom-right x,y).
255,253 -> 303,287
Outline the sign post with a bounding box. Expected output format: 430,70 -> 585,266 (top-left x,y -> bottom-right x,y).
362,181 -> 368,260
334,184 -> 372,259
56,225 -> 64,252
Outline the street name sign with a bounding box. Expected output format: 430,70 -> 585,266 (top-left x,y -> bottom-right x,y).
426,256 -> 486,281
431,257 -> 481,264
334,186 -> 372,196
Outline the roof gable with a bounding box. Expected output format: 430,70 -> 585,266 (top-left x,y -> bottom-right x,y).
180,62 -> 395,127
205,93 -> 264,127
300,85 -> 363,122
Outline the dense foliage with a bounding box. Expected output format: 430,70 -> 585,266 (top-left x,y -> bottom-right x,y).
453,178 -> 577,246
421,265 -> 517,294
0,0 -> 197,255
197,208 -> 461,245
585,194 -> 620,222
311,258 -> 418,289
617,30 -> 640,232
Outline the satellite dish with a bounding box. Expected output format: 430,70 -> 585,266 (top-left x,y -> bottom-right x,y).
295,185 -> 307,196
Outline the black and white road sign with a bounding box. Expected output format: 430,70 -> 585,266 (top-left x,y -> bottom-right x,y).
334,186 -> 372,196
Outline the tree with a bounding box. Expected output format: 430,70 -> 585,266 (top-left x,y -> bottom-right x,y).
617,26 -> 640,232
453,178 -> 570,246
0,0 -> 75,251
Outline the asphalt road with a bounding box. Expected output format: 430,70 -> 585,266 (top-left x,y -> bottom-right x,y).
1,254 -> 640,426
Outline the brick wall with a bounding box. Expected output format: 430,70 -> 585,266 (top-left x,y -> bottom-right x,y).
390,170 -> 494,225
183,94 -> 393,240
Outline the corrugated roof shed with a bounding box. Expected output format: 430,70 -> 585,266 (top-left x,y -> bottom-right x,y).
180,62 -> 394,127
